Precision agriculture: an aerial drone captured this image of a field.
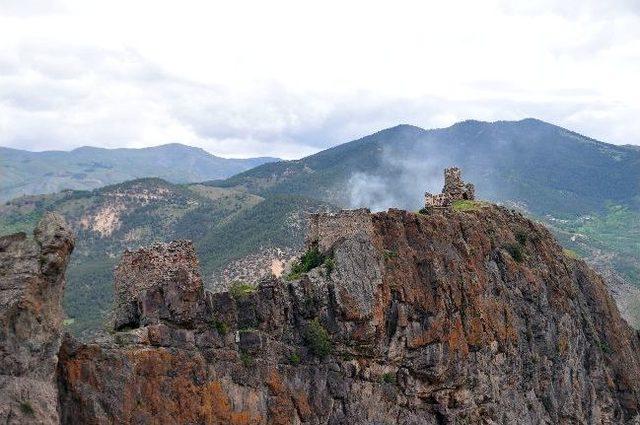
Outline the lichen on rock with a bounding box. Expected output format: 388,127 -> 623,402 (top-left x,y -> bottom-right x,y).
57,204 -> 640,424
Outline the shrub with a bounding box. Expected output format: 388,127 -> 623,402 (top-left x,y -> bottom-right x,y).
286,247 -> 325,280
229,281 -> 257,299
381,372 -> 396,384
515,230 -> 528,245
212,318 -> 228,335
504,243 -> 524,262
304,318 -> 331,357
20,402 -> 34,416
289,352 -> 301,365
240,351 -> 254,367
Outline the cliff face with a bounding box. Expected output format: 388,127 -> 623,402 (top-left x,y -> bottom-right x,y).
0,213 -> 74,424
54,204 -> 640,424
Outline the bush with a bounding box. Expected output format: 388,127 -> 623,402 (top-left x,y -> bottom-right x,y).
20,402 -> 34,416
505,243 -> 524,262
515,230 -> 528,245
289,352 -> 301,365
212,318 -> 228,335
286,247 -> 325,280
304,318 -> 331,357
381,372 -> 396,384
229,281 -> 257,299
240,351 -> 254,367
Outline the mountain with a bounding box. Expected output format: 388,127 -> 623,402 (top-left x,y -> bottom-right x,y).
5,206 -> 640,423
0,143 -> 278,201
209,118 -> 640,298
213,119 -> 640,216
1,118 -> 638,336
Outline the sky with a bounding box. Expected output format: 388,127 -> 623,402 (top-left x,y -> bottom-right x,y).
0,0 -> 639,159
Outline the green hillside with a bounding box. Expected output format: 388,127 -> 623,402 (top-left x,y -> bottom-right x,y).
213,119 -> 639,216
0,180 -> 332,336
0,143 -> 278,201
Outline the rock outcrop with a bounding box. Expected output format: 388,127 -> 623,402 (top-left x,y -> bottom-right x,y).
56,205 -> 640,424
0,213 -> 74,424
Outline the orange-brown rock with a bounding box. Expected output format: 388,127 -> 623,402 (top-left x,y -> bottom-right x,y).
53,205 -> 640,423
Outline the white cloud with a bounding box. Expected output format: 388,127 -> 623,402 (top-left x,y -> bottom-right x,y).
0,0 -> 639,158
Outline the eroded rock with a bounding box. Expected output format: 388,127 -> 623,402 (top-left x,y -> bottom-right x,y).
57,205 -> 640,424
0,213 -> 74,424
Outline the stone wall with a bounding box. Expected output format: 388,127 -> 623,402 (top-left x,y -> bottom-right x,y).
424,167 -> 475,209
305,208 -> 374,253
112,240 -> 205,330
443,167 -> 475,200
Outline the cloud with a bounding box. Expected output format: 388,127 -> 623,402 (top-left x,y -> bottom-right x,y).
0,0 -> 639,158
0,0 -> 65,17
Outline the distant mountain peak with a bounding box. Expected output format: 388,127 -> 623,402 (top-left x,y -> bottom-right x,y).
0,144 -> 280,201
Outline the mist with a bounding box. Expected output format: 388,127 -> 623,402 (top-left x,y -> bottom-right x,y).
347,142 -> 449,212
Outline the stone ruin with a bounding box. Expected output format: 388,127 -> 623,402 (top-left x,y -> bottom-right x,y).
424,167 -> 475,209
112,240 -> 205,330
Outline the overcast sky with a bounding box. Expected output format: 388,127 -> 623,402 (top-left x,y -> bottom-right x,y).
1,0 -> 639,158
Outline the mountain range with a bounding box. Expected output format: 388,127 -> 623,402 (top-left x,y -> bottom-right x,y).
1,118 -> 638,336
0,143 -> 278,201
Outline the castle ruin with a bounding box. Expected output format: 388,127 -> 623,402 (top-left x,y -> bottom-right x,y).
424,167 -> 475,209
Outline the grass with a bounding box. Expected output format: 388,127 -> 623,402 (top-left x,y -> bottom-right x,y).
229,281 -> 257,299
563,248 -> 580,260
452,200 -> 482,212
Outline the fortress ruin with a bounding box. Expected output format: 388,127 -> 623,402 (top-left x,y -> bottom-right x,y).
424,167 -> 475,209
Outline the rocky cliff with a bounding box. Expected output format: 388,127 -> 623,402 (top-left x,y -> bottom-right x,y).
0,213 -> 74,424
53,204 -> 640,424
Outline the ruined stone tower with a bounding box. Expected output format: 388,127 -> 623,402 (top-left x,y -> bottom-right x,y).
443,167 -> 475,200
424,167 -> 475,208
